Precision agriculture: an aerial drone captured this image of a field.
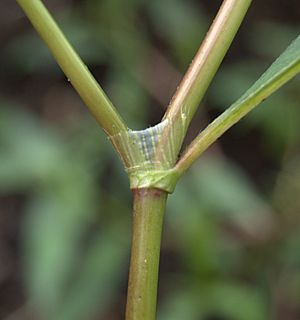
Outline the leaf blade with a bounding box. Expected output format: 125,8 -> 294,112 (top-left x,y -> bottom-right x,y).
176,35 -> 300,176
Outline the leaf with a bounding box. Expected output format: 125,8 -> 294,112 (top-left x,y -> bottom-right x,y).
233,35 -> 300,110
176,35 -> 300,175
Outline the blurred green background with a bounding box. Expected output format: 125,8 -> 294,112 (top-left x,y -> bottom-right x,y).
0,1 -> 300,319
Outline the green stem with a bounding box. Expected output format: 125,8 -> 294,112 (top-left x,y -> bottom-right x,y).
16,0 -> 127,137
160,0 -> 252,158
126,188 -> 168,320
175,46 -> 300,177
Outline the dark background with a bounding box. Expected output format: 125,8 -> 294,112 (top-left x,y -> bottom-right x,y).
0,1 -> 300,319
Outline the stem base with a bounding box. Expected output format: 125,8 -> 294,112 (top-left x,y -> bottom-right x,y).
126,188 -> 168,320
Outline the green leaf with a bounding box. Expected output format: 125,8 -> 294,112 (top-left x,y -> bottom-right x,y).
176,35 -> 300,175
234,35 -> 300,109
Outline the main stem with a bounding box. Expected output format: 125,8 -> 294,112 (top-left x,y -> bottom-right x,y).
126,188 -> 168,320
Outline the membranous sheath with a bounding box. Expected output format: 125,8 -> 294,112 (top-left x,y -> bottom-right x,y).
110,120 -> 179,192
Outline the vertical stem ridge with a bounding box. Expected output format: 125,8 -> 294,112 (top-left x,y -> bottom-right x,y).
126,188 -> 168,320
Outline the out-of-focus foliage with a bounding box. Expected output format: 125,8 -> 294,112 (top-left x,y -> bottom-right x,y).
0,0 -> 300,319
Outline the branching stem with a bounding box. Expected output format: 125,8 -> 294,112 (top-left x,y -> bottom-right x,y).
160,0 -> 252,156
16,0 -> 127,137
15,2 -> 300,320
175,39 -> 300,176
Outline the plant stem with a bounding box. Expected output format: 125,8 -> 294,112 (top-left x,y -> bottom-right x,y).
16,0 -> 127,136
160,0 -> 252,157
175,38 -> 300,177
126,188 -> 168,320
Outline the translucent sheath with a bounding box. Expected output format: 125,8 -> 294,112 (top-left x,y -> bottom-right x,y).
110,120 -> 180,193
